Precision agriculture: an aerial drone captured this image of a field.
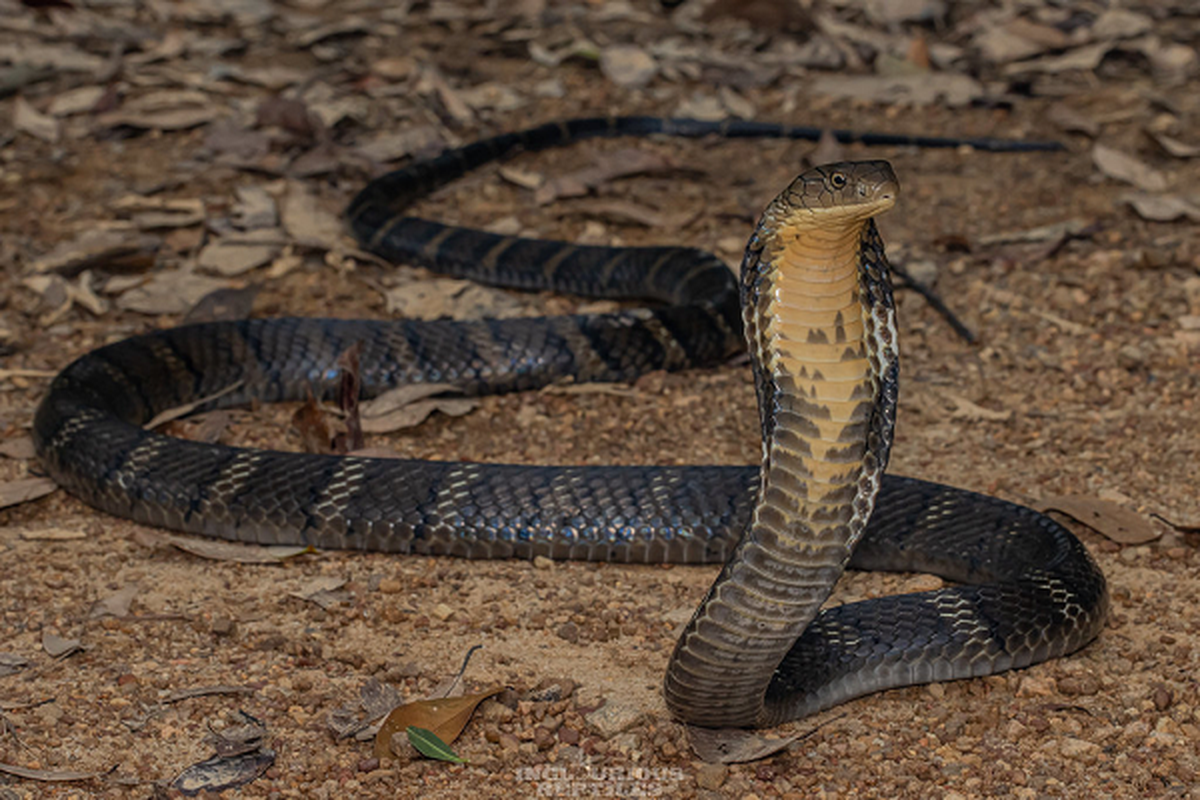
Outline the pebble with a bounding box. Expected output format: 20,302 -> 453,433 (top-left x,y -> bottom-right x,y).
695,763 -> 727,790
584,699 -> 643,737
555,621 -> 580,643
533,555 -> 554,570
377,578 -> 403,594
429,603 -> 455,621
1060,737 -> 1102,762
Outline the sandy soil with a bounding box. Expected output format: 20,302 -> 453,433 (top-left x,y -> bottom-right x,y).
2,2 -> 1199,798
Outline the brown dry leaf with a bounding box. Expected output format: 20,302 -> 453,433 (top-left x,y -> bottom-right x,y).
99,104 -> 222,132
1147,131 -> 1200,159
145,381 -> 243,429
357,125 -> 445,163
944,393 -> 1012,422
1047,104 -> 1100,138
42,631 -> 83,658
535,148 -> 679,205
29,229 -> 160,276
810,73 -> 984,107
1036,495 -> 1160,545
292,394 -> 337,454
18,527 -> 87,541
688,726 -> 804,764
280,182 -> 344,250
133,529 -> 311,563
116,269 -> 232,315
360,384 -> 478,433
0,477 -> 57,510
600,44 -> 657,88
0,762 -> 105,782
1120,192 -> 1200,223
172,750 -> 275,796
1091,143 -> 1169,192
183,286 -> 261,325
0,436 -> 36,460
560,199 -> 675,229
164,685 -> 256,704
289,576 -> 349,610
13,95 -> 59,143
1003,42 -> 1111,76
374,686 -> 504,759
382,278 -> 524,321
89,584 -> 140,619
809,128 -> 845,167
197,239 -> 280,277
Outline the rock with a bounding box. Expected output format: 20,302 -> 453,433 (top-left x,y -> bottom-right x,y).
600,45 -> 656,89
555,621 -> 580,643
695,763 -> 727,789
1059,737 -> 1101,763
585,699 -> 643,737
430,603 -> 455,621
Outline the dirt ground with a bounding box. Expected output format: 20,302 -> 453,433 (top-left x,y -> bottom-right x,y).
2,1 -> 1200,798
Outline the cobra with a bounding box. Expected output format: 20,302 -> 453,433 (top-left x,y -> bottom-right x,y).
34,118 -> 1107,728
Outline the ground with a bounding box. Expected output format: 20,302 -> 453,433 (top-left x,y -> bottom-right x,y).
1,1 -> 1200,798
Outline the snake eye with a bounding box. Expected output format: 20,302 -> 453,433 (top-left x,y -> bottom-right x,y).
829,172 -> 847,189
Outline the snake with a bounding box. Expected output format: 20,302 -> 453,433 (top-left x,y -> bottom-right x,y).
33,117 -> 1108,728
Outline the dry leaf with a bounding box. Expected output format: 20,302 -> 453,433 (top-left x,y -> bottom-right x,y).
13,95 -> 59,143
172,750 -> 275,796
357,125 -> 445,164
1147,131 -> 1200,159
811,73 -> 984,107
535,148 -> 679,205
360,384 -> 478,433
292,394 -> 337,454
145,381 -> 243,429
1036,495 -> 1160,545
30,229 -> 160,276
688,726 -> 804,764
600,44 -> 657,88
116,269 -> 232,315
0,477 -> 57,510
133,529 -> 310,563
374,687 -> 504,759
381,278 -> 524,320
1120,192 -> 1200,223
0,762 -> 105,782
944,394 -> 1012,422
42,631 -> 83,658
280,182 -> 343,250
289,576 -> 348,610
89,585 -> 140,619
18,527 -> 87,541
1091,144 -> 1169,192
0,436 -> 36,460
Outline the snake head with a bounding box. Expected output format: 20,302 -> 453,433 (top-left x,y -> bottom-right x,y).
769,160 -> 899,232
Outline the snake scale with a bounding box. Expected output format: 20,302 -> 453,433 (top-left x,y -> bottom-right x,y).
34,117 -> 1108,728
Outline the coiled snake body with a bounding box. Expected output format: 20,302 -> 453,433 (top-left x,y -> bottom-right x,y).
34,118 -> 1107,728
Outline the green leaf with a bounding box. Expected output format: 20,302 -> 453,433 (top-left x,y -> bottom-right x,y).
406,726 -> 467,764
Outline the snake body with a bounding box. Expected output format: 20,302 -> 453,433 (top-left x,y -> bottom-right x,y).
34,117 -> 1107,728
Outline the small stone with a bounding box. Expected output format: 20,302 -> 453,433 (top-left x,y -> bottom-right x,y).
534,726 -> 556,750
555,621 -> 580,643
211,617 -> 237,637
695,763 -> 727,790
1153,684 -> 1174,711
378,578 -> 403,594
1058,675 -> 1100,696
357,757 -> 379,772
498,732 -> 520,752
430,603 -> 455,621
558,726 -> 580,745
1059,737 -> 1101,762
1016,675 -> 1056,698
585,699 -> 643,737
532,555 -> 554,570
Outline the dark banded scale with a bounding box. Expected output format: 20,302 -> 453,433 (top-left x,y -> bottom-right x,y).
33,117 -> 1106,728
